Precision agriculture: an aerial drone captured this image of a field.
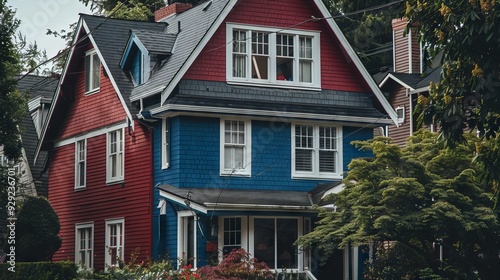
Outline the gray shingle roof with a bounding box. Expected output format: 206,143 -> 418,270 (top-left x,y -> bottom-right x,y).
81,14 -> 168,114
388,72 -> 423,89
416,65 -> 441,89
17,75 -> 58,100
131,29 -> 177,54
130,0 -> 231,100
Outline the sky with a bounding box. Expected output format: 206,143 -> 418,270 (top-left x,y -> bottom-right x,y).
11,0 -> 93,60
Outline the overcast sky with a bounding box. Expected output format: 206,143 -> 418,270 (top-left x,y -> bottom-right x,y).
11,0 -> 93,59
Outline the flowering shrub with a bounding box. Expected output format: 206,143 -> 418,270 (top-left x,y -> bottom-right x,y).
175,264 -> 200,280
197,248 -> 272,280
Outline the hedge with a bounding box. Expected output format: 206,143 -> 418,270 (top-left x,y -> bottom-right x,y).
0,261 -> 77,280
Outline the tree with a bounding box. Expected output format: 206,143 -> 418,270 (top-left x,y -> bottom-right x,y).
298,130 -> 500,279
323,0 -> 404,73
404,1 -> 500,144
16,196 -> 62,262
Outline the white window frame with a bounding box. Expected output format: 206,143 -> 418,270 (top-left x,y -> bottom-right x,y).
75,222 -> 94,270
177,211 -> 197,268
291,123 -> 343,179
226,23 -> 321,90
85,49 -> 101,94
106,129 -> 124,183
75,139 -> 87,190
105,218 -> 124,271
396,106 -> 405,124
249,216 -> 304,271
220,119 -> 252,176
162,118 -> 169,169
217,216 -> 248,259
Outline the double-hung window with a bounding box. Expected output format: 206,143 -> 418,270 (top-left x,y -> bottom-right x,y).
105,218 -> 124,270
227,24 -> 320,89
107,129 -> 124,183
292,124 -> 342,179
75,139 -> 86,190
220,119 -> 251,176
75,223 -> 93,270
85,49 -> 100,93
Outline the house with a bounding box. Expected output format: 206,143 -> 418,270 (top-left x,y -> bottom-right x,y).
36,0 -> 398,277
0,75 -> 57,198
36,16 -> 162,271
376,18 -> 441,146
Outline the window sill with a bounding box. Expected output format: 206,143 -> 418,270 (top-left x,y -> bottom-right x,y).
106,179 -> 124,186
292,173 -> 343,180
220,171 -> 251,177
74,186 -> 86,191
85,88 -> 100,96
227,80 -> 321,92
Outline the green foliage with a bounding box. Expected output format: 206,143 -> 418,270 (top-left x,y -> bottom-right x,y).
106,0 -> 154,21
405,0 -> 500,143
0,261 -> 77,280
16,196 -> 62,262
197,248 -> 272,280
298,130 -> 500,279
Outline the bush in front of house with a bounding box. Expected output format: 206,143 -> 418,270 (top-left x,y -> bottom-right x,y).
0,261 -> 77,280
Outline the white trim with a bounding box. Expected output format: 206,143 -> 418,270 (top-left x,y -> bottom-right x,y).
409,86 -> 430,94
291,123 -> 343,180
378,73 -> 415,90
395,106 -> 405,124
84,49 -> 101,94
158,0 -> 239,105
54,122 -> 127,148
177,211 -> 197,268
82,21 -> 134,129
150,104 -> 394,125
219,118 -> 252,176
205,202 -> 314,211
159,190 -> 208,214
392,30 -> 396,72
217,216 -> 248,258
409,94 -> 414,135
106,128 -> 125,184
75,222 -> 94,270
105,218 -> 125,271
408,29 -> 412,74
225,23 -> 321,89
74,139 -> 87,190
162,118 -> 170,169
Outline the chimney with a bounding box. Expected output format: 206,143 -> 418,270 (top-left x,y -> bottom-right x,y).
154,2 -> 193,22
392,18 -> 422,74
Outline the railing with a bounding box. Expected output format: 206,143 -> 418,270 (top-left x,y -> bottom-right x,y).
274,269 -> 318,280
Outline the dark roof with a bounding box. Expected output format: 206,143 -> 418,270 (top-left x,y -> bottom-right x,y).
130,0 -> 231,100
387,72 -> 423,89
80,14 -> 168,114
132,29 -> 177,54
17,75 -> 58,197
416,65 -> 441,88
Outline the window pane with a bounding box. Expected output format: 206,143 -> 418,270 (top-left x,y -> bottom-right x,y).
85,54 -> 91,91
92,53 -> 100,89
277,219 -> 298,269
295,149 -> 312,171
319,150 -> 336,172
299,60 -> 312,83
277,57 -> 293,81
254,218 -> 275,269
299,37 -> 312,59
233,54 -> 246,78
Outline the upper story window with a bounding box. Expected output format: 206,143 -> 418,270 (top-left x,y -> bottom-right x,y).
220,119 -> 252,176
226,24 -> 320,89
75,139 -> 86,190
292,124 -> 342,179
85,49 -> 101,93
107,129 -> 124,183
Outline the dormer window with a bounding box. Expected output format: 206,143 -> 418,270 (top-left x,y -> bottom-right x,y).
85,49 -> 100,93
226,24 -> 320,89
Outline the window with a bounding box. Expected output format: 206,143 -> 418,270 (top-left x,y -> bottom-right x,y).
178,212 -> 197,268
75,223 -> 94,270
227,24 -> 320,88
107,129 -> 124,183
252,218 -> 299,269
105,218 -> 124,270
396,106 -> 405,124
75,139 -> 86,189
162,118 -> 169,169
85,49 -> 101,93
220,119 -> 251,176
292,124 -> 342,179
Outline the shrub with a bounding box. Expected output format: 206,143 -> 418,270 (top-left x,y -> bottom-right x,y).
197,248 -> 272,280
0,261 -> 77,280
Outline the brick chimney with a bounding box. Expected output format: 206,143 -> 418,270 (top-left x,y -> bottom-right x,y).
392,18 -> 422,74
154,2 -> 193,22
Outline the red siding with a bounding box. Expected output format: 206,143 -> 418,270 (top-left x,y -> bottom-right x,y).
183,0 -> 371,93
49,121 -> 153,271
58,57 -> 126,140
386,81 -> 411,146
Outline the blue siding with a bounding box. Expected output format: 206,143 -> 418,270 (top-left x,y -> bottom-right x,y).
152,116 -> 374,260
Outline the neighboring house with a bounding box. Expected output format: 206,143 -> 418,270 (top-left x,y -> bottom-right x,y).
0,75 -> 57,198
36,0 -> 398,277
376,18 -> 441,146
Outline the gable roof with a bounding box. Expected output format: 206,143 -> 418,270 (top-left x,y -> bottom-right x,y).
131,29 -> 177,55
128,0 -> 398,125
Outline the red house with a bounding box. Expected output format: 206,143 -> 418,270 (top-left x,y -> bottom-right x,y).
35,16 -> 167,271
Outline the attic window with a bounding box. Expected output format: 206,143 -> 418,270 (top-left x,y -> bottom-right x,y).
226,24 -> 320,90
85,49 -> 100,94
396,106 -> 405,124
